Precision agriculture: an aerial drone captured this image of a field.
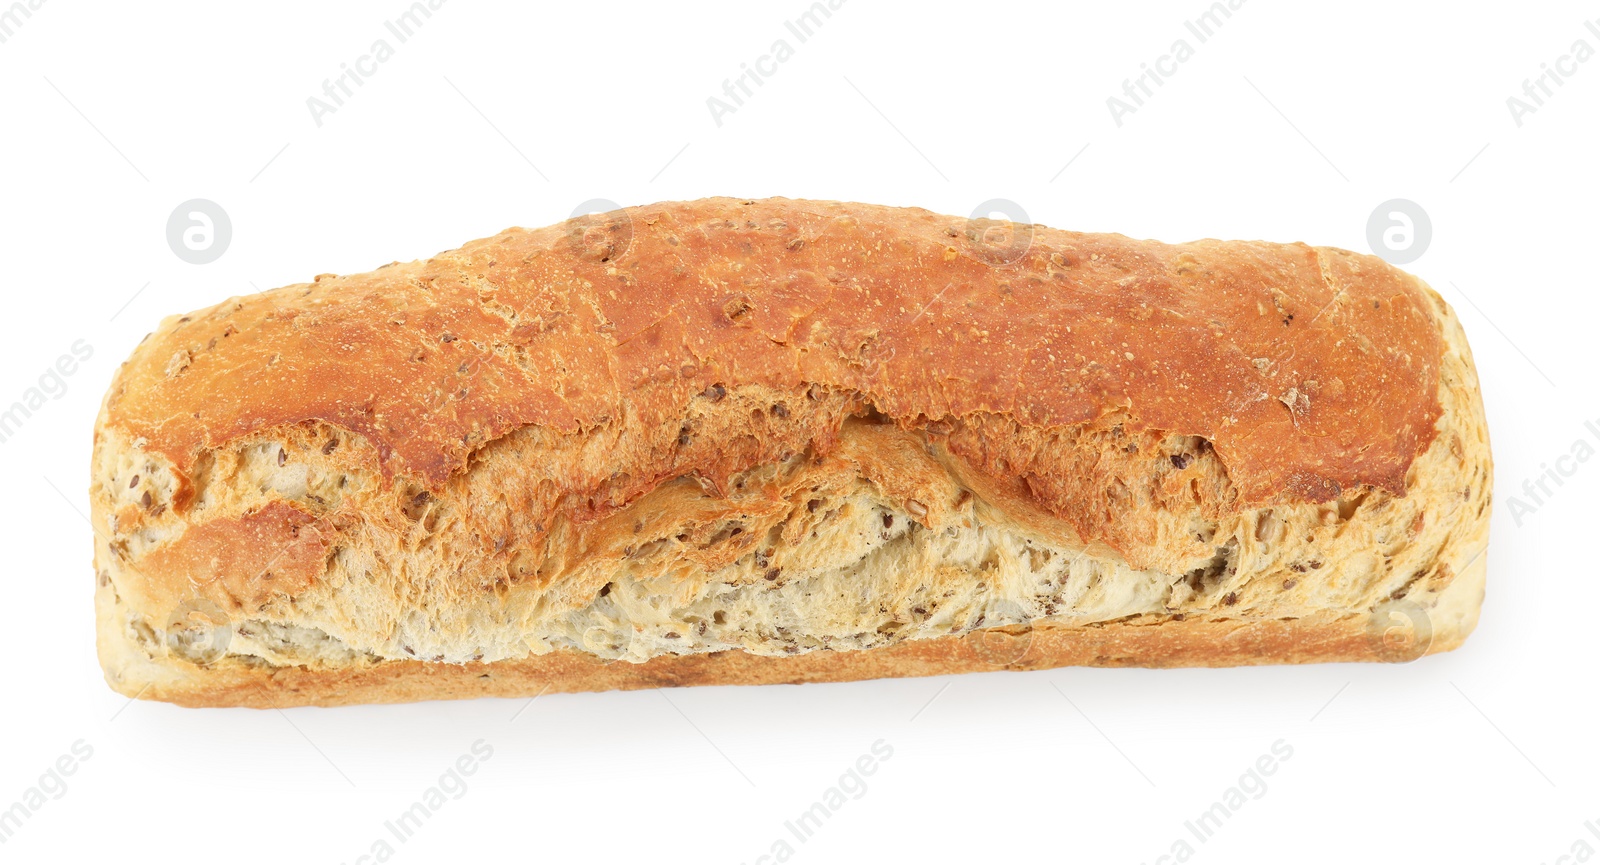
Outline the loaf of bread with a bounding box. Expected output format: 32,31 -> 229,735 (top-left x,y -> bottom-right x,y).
92,197 -> 1491,708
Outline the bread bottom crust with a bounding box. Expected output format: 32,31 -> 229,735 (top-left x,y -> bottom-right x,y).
99,546 -> 1483,709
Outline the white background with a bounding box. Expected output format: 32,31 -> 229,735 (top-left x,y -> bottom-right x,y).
1,1 -> 1595,862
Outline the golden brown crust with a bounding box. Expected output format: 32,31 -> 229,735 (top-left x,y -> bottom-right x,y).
134,501 -> 329,611
102,197 -> 1440,510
